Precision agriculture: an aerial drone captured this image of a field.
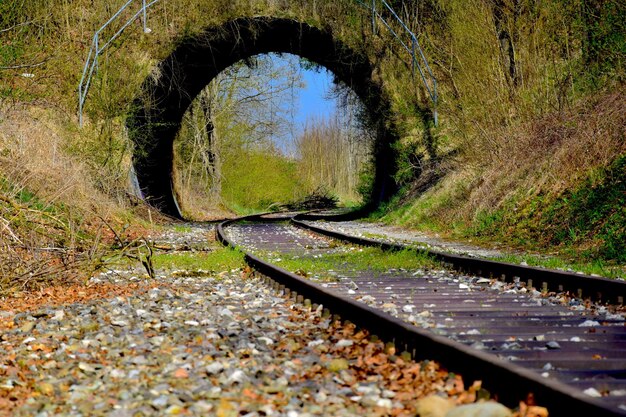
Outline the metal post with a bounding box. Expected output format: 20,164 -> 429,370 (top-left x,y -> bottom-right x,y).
433,80 -> 439,127
411,38 -> 416,76
94,34 -> 99,71
142,0 -> 147,32
78,90 -> 83,126
371,0 -> 376,34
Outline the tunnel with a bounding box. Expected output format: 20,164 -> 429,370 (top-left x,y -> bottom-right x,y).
127,16 -> 399,218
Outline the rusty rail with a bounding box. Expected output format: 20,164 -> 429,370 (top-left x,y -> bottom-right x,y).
217,216 -> 626,417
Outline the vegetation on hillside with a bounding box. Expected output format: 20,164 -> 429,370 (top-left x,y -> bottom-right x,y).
172,53 -> 372,216
0,0 -> 381,291
0,0 -> 624,286
380,87 -> 625,266
375,0 -> 625,265
296,114 -> 372,205
0,107 -> 157,294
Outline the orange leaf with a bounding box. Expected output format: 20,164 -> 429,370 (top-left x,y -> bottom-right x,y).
173,368 -> 189,378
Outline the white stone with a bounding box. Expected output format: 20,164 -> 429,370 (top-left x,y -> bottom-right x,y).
308,339 -> 324,347
78,362 -> 97,373
583,387 -> 602,397
335,339 -> 353,348
382,389 -> 396,398
376,398 -> 393,408
52,310 -> 65,321
110,369 -> 126,378
445,402 -> 511,417
227,369 -> 246,384
258,337 -> 274,345
579,320 -> 601,327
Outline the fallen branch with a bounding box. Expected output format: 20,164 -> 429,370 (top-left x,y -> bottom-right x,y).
0,60 -> 47,70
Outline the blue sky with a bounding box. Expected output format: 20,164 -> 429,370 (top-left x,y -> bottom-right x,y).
227,53 -> 348,154
257,53 -> 340,154
296,64 -> 338,129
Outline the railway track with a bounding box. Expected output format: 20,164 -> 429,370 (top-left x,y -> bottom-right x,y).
217,213 -> 626,417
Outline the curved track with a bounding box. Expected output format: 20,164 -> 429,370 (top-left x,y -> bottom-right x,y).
217,214 -> 626,417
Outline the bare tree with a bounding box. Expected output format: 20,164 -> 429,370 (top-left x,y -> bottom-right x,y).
173,53 -> 304,216
296,112 -> 372,203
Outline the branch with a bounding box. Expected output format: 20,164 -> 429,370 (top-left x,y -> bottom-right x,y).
0,20 -> 34,34
0,59 -> 47,70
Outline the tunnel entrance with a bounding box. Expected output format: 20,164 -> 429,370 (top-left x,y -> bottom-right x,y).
128,16 -> 398,218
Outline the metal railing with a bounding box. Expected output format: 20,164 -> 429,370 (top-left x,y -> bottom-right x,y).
78,0 -> 159,126
358,0 -> 438,125
78,0 -> 437,126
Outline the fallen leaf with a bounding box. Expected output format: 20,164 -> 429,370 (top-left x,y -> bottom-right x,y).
216,399 -> 235,417
415,395 -> 455,417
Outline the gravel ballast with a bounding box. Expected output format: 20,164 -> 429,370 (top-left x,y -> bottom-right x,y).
0,223 -> 536,416
0,272 -> 479,416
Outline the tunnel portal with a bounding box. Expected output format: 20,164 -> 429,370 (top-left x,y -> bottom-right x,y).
128,17 -> 398,218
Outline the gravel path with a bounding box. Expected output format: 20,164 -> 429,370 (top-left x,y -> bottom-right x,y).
0,223 -> 485,417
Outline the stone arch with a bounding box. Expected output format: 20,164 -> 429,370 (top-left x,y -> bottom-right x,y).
128,16 -> 398,218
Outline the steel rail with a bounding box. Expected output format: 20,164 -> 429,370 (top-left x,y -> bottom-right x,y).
292,215 -> 626,305
217,215 -> 626,417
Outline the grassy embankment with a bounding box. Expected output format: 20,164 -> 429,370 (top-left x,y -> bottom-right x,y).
372,1 -> 625,277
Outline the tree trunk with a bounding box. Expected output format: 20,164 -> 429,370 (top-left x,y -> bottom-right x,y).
198,86 -> 222,199
492,0 -> 519,88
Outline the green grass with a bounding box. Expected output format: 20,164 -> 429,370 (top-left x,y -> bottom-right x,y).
221,149 -> 306,213
360,216 -> 625,279
374,152 -> 626,280
258,245 -> 437,279
360,231 -> 389,240
152,247 -> 245,273
224,202 -> 261,216
0,177 -> 57,214
467,155 -> 626,266
171,224 -> 193,233
542,155 -> 626,262
494,253 -> 626,280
